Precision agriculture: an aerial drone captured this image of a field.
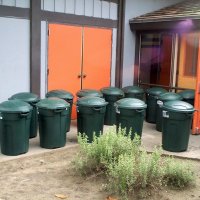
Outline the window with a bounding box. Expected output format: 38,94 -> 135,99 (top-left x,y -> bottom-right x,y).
183,34 -> 198,77
139,33 -> 173,87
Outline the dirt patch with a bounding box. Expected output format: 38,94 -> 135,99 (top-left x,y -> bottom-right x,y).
0,146 -> 200,200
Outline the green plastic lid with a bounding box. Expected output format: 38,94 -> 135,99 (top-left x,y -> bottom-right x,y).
9,92 -> 40,103
115,98 -> 147,109
178,89 -> 195,100
146,87 -> 167,96
158,92 -> 182,102
101,87 -> 124,96
36,98 -> 69,110
162,100 -> 194,113
122,86 -> 144,94
0,100 -> 32,113
46,90 -> 73,100
76,89 -> 103,98
76,96 -> 108,107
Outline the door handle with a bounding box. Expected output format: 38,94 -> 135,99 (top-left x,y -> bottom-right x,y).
77,74 -> 86,78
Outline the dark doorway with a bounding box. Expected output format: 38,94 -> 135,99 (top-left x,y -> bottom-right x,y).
139,33 -> 173,87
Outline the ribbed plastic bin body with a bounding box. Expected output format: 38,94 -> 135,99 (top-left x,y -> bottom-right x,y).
156,92 -> 182,132
122,86 -> 144,100
9,92 -> 40,138
101,87 -> 124,125
37,98 -> 70,149
0,100 -> 32,156
115,98 -> 146,139
77,97 -> 107,143
146,87 -> 167,123
162,101 -> 194,152
46,90 -> 74,132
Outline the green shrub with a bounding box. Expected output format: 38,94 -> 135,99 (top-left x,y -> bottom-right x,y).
136,148 -> 164,189
163,157 -> 195,188
74,126 -> 140,175
73,127 -> 195,198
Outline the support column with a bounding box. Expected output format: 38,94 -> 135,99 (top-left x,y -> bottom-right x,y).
30,0 -> 41,96
193,38 -> 200,135
115,0 -> 125,88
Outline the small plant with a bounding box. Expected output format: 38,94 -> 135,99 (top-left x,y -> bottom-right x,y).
163,157 -> 195,189
136,148 -> 164,189
107,147 -> 164,197
107,153 -> 136,196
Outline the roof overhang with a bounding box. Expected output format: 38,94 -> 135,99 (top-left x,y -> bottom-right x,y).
130,0 -> 200,32
130,18 -> 200,32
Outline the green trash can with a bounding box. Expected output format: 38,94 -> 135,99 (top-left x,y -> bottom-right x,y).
100,87 -> 124,125
0,112 -> 2,142
122,86 -> 144,100
162,100 -> 194,152
36,98 -> 70,149
76,96 -> 108,143
146,87 -> 167,123
115,98 -> 147,139
178,89 -> 195,106
9,92 -> 40,138
0,100 -> 32,156
46,90 -> 74,132
76,89 -> 103,98
156,92 -> 182,132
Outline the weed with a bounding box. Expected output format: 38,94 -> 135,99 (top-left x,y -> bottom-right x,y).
107,153 -> 136,196
163,157 -> 195,188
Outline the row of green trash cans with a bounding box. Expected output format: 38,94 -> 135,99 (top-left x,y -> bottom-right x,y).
87,86 -> 195,152
77,87 -> 147,142
145,87 -> 195,152
0,86 -> 147,156
146,87 -> 195,123
0,92 -> 73,156
0,86 -> 195,156
57,87 -> 194,153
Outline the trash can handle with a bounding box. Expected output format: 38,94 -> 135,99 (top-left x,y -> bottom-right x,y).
185,113 -> 193,117
20,112 -> 30,117
157,100 -> 163,107
115,105 -> 120,114
54,108 -> 64,113
135,109 -> 143,113
92,107 -> 102,111
163,110 -> 169,118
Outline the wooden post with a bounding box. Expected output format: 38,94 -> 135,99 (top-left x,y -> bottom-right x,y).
192,38 -> 200,134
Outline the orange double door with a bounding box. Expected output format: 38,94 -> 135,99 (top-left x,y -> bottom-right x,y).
48,24 -> 112,118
